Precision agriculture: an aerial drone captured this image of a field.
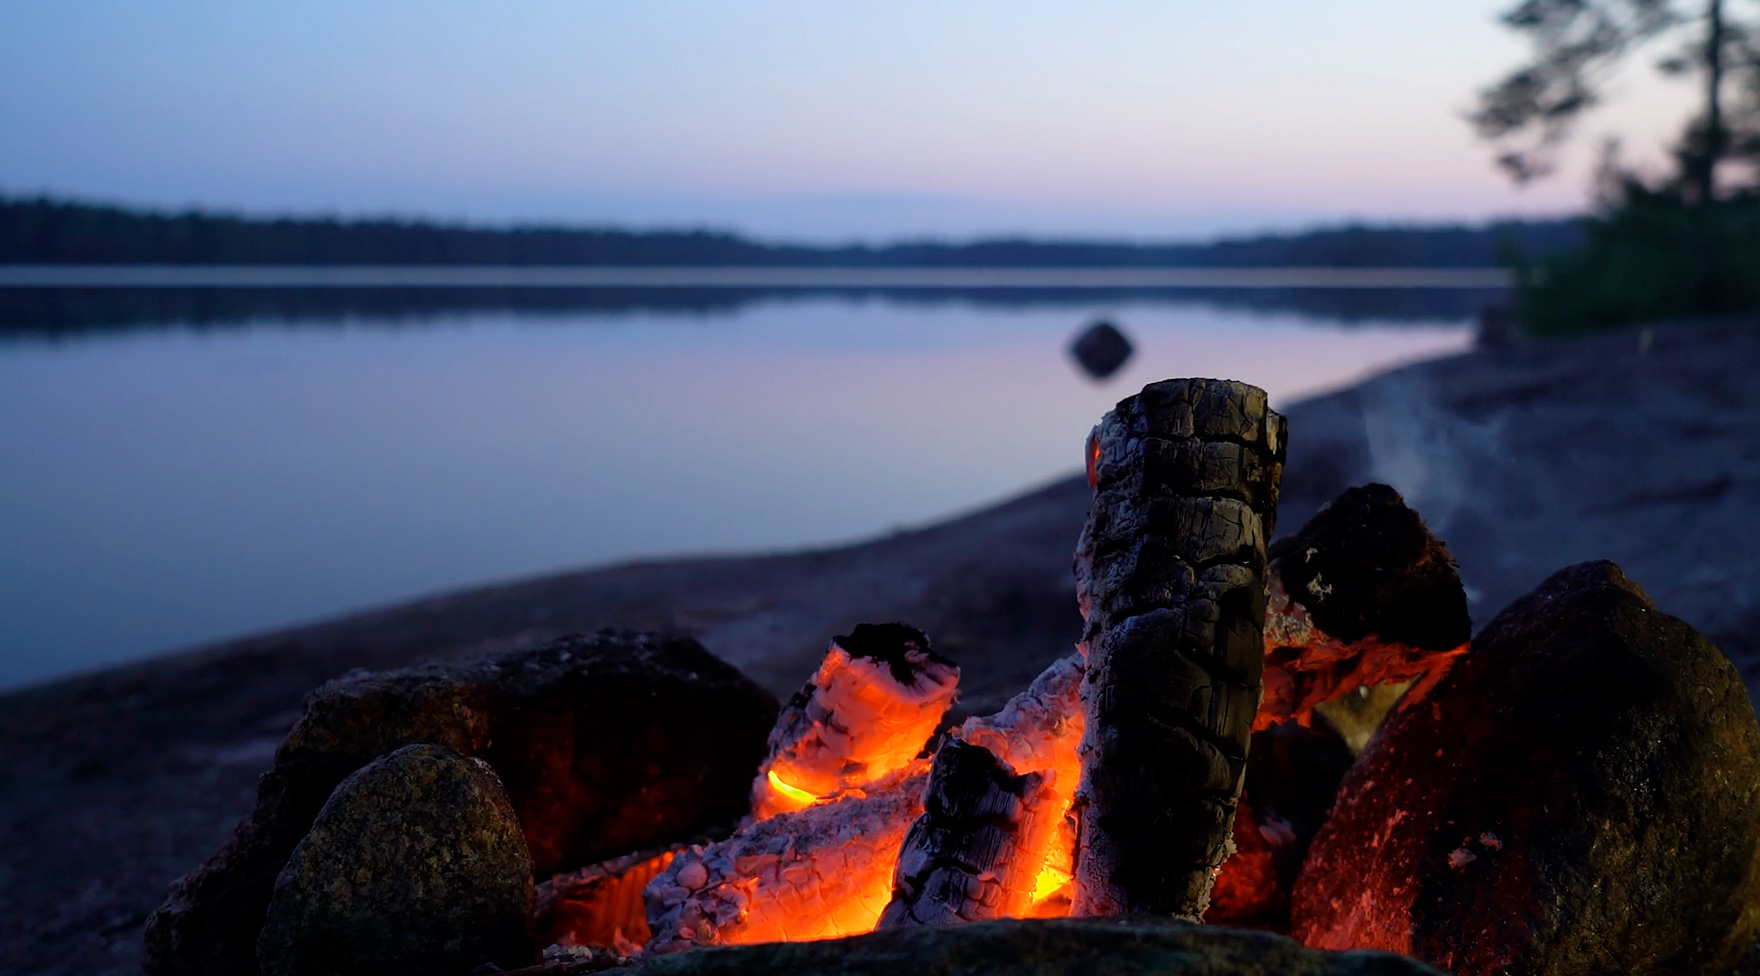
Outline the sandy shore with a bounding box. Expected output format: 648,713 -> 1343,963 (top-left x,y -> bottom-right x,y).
3,317 -> 1757,976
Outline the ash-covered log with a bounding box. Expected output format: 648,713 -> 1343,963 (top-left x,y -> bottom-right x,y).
751,624 -> 959,819
535,847 -> 679,951
1259,483 -> 1470,730
645,766 -> 930,953
1071,378 -> 1287,920
876,741 -> 1063,928
646,647 -> 1078,951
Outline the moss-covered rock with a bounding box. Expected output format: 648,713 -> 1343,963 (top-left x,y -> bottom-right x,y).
257,744 -> 535,976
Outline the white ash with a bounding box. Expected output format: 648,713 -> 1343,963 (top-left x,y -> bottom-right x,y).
646,766 -> 929,953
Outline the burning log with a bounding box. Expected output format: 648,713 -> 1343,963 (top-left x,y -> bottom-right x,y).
1259,483 -> 1471,732
955,651 -> 1084,780
645,766 -> 929,953
953,651 -> 1085,911
751,624 -> 959,820
876,741 -> 1064,928
535,847 -> 681,951
1071,378 -> 1287,920
645,650 -> 1080,952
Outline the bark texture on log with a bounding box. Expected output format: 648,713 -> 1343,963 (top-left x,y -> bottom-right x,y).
1259,484 -> 1469,731
1071,378 -> 1286,921
751,624 -> 958,820
876,741 -> 1062,928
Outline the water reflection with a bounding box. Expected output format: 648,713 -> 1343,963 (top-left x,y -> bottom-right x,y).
0,284 -> 1502,337
0,295 -> 1472,689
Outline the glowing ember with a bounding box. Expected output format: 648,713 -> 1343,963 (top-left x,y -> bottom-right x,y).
1032,862 -> 1074,906
645,766 -> 928,952
763,770 -> 819,812
1260,575 -> 1466,732
751,624 -> 959,820
536,849 -> 677,951
954,651 -> 1086,912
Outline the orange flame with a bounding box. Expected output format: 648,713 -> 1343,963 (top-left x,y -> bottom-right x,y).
765,770 -> 820,812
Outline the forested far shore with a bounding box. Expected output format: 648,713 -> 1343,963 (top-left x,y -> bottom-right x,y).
0,195 -> 1582,267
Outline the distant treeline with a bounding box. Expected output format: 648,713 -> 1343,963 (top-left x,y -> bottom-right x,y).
0,195 -> 1583,267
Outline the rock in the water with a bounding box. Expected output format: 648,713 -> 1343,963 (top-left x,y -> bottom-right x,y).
625,917 -> 1442,976
1068,319 -> 1134,380
1291,561 -> 1760,976
146,631 -> 779,976
257,744 -> 535,976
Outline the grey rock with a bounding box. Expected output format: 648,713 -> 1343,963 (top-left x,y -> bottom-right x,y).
257,744 -> 535,976
1292,561 -> 1760,976
146,631 -> 778,976
625,917 -> 1443,976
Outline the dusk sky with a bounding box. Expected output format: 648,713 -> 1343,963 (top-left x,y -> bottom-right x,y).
0,1 -> 1697,242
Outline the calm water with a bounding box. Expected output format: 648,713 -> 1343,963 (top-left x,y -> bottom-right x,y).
0,294 -> 1472,690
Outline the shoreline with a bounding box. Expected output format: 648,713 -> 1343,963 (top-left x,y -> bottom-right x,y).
4,316 -> 1758,975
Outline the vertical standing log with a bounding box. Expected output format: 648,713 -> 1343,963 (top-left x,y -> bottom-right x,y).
1071,378 -> 1286,920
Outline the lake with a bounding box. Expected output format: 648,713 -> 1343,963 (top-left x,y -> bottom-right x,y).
0,284 -> 1477,690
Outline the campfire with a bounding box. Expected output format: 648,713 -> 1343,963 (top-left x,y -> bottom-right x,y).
535,378 -> 1474,955
149,376 -> 1760,976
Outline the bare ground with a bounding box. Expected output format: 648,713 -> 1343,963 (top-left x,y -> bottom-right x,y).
2,318 -> 1757,975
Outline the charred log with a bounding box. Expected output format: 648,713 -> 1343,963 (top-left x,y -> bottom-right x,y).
877,741 -> 1063,928
953,651 -> 1085,910
751,624 -> 959,819
1071,378 -> 1287,920
1259,484 -> 1470,730
646,766 -> 930,952
535,848 -> 679,951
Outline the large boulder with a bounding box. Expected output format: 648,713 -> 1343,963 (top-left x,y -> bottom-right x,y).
1292,562 -> 1760,976
146,631 -> 779,976
257,744 -> 535,976
626,917 -> 1443,976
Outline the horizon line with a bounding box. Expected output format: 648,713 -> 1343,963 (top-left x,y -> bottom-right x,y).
1,191 -> 1585,251
0,265 -> 1515,290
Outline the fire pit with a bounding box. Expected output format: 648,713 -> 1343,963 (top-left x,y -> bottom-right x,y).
144,376 -> 1760,976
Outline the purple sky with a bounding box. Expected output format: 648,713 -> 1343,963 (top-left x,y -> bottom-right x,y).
0,1 -> 1697,241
